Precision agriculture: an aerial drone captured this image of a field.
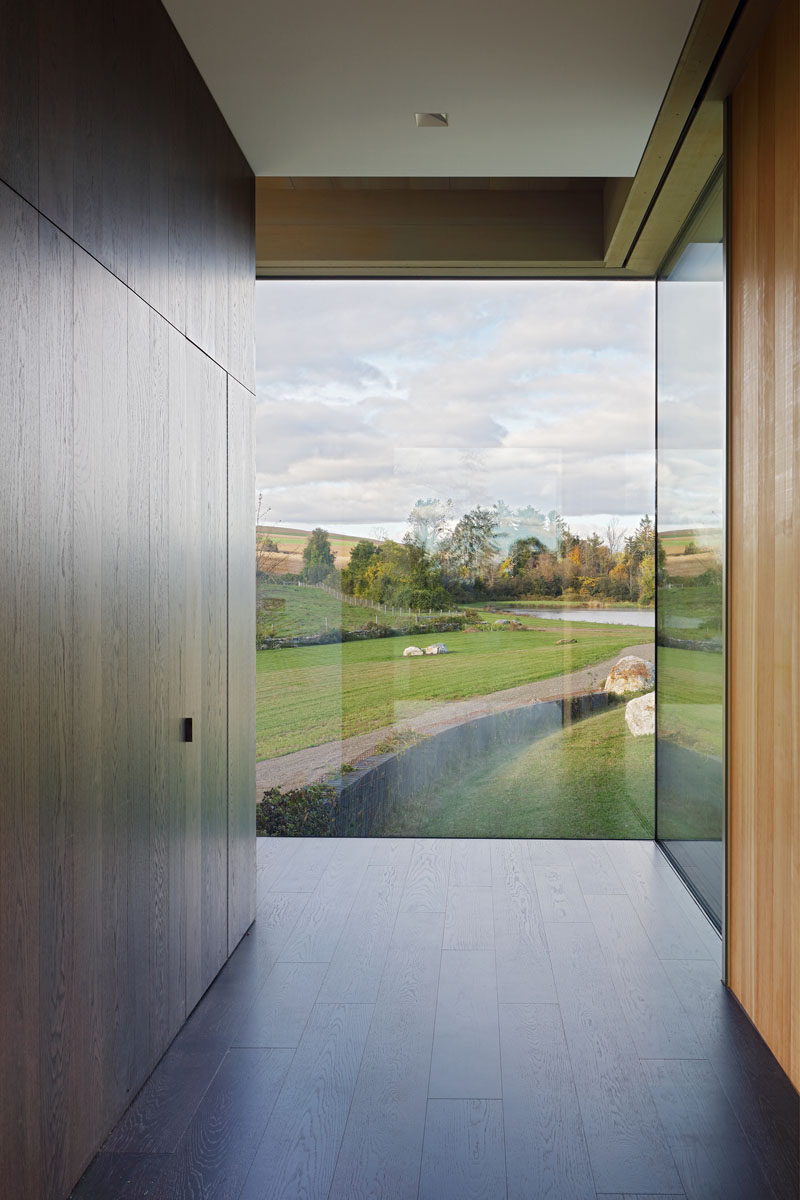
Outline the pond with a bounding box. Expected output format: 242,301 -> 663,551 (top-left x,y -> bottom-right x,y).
512,607 -> 655,627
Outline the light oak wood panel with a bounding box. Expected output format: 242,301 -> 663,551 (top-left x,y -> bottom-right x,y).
728,0 -> 800,1091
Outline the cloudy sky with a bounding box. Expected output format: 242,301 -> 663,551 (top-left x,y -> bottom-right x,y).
255,279 -> 659,541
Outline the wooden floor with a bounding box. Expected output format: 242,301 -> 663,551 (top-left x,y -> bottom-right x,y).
72,838 -> 799,1200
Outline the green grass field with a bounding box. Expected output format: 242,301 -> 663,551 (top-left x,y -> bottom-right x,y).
658,582 -> 722,641
656,645 -> 723,757
258,582 -> 405,638
380,704 -> 654,838
256,621 -> 653,759
258,524 -> 371,553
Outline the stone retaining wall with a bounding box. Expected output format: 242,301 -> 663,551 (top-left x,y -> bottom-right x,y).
329,690 -> 615,836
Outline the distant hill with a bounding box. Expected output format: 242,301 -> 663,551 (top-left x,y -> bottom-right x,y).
256,524 -> 379,573
660,527 -> 722,579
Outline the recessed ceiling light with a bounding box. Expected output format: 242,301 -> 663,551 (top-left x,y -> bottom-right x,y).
415,112 -> 448,128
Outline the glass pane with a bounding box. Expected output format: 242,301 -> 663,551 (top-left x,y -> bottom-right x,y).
656,171 -> 725,927
256,280 -> 656,841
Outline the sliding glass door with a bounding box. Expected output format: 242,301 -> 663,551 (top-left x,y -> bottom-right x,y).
655,168 -> 725,928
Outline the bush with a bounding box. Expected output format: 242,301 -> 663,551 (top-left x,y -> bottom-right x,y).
256,783 -> 338,836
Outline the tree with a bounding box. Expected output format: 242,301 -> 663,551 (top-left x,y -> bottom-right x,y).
508,535 -> 546,576
341,539 -> 378,594
604,516 -> 626,556
638,554 -> 656,605
613,515 -> 656,601
407,497 -> 454,552
440,505 -> 499,586
255,495 -> 283,577
301,528 -> 335,583
255,531 -> 282,577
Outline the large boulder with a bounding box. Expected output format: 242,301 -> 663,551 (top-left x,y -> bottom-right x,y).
494,618 -> 510,626
625,691 -> 655,736
604,655 -> 655,695
424,642 -> 448,655
403,645 -> 424,657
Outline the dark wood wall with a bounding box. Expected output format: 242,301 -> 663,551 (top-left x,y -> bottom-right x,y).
0,2 -> 256,1196
728,0 -> 799,1092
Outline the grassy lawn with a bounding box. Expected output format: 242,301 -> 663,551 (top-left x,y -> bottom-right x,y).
380,705 -> 654,839
256,621 -> 653,759
257,582 -> 401,638
658,582 -> 722,640
656,645 -> 723,757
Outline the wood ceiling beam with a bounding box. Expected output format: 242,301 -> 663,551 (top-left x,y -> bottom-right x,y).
256,183 -> 610,275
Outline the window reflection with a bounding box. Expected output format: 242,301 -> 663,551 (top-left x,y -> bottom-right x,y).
656,170 -> 725,928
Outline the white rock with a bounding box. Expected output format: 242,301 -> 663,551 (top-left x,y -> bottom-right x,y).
625,691 -> 655,736
604,655 -> 655,695
403,645 -> 424,657
424,642 -> 448,655
494,618 -> 510,626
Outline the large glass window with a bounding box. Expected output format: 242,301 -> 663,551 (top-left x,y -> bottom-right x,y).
255,280 -> 657,841
655,169 -> 725,927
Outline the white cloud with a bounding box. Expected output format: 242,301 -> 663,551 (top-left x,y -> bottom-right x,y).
255,279 -> 657,532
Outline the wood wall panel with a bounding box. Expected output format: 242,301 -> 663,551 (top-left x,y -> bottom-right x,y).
148,310 -> 172,1058
729,0 -> 800,1092
228,377 -> 257,951
182,344 -> 205,1014
71,247 -> 106,1167
37,217 -> 75,1200
39,0 -> 76,237
167,326 -> 190,1038
127,291 -> 153,1083
99,268 -> 132,1122
200,356 -> 230,996
0,1 -> 256,1193
0,0 -> 38,206
1,0 -> 254,390
0,181 -> 42,1200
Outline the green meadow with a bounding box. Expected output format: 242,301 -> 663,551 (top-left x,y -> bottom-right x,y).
656,644 -> 723,757
380,704 -> 654,839
256,621 -> 653,759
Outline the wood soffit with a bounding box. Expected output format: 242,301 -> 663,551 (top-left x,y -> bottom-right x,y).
255,0 -> 769,278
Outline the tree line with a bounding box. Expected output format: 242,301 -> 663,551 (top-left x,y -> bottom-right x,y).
286,501 -> 656,609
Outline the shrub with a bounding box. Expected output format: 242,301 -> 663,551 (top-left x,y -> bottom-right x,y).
256,783 -> 338,836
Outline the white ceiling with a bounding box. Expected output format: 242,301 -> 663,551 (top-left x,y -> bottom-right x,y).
163,0 -> 700,178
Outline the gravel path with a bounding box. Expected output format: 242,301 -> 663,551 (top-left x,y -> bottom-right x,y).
255,643 -> 655,795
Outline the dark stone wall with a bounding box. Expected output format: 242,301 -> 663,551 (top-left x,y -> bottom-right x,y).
332,694 -> 612,836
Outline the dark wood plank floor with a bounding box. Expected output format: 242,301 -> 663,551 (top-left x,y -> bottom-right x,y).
71,838 -> 799,1200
